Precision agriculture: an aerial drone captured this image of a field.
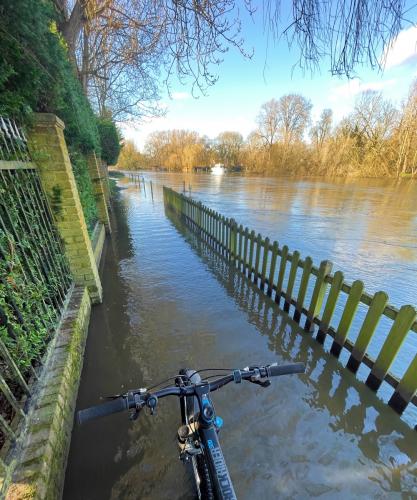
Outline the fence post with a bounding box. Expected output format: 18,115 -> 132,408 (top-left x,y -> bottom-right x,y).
304,260 -> 333,332
366,305 -> 416,392
87,151 -> 111,234
294,256 -> 313,323
28,113 -> 102,304
198,201 -> 203,233
230,219 -> 238,262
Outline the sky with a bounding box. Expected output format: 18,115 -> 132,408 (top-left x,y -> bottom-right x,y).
120,3 -> 417,151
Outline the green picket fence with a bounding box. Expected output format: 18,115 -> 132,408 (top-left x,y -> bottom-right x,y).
163,186 -> 417,426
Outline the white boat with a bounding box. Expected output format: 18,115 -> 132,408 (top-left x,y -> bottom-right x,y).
211,163 -> 225,175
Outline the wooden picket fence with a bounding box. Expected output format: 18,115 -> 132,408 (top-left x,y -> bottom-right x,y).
163,186 -> 417,426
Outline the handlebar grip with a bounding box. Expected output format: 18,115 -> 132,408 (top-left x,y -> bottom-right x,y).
267,363 -> 305,377
77,397 -> 128,425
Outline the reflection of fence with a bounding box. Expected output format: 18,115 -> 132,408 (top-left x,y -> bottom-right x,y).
163,186 -> 417,424
127,172 -> 154,200
168,215 -> 417,458
0,118 -> 72,456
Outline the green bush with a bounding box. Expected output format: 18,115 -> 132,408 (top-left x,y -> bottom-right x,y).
0,0 -> 102,231
0,0 -> 100,151
97,118 -> 121,165
70,152 -> 98,233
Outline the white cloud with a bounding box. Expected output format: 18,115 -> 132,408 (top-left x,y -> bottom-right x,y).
171,91 -> 191,100
329,78 -> 396,100
324,78 -> 398,122
383,25 -> 417,69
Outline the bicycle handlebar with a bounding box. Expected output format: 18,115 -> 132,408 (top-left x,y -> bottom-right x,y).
267,362 -> 305,377
77,362 -> 305,425
78,396 -> 128,425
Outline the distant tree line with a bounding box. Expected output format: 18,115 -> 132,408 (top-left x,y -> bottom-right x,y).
117,81 -> 417,178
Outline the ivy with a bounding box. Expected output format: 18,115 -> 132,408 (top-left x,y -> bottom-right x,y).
0,170 -> 71,380
0,0 -> 108,230
70,152 -> 98,234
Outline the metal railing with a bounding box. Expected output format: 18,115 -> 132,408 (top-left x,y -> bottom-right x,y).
0,118 -> 72,457
163,186 -> 417,426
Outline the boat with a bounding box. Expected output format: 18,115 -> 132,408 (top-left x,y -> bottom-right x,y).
211,163 -> 225,175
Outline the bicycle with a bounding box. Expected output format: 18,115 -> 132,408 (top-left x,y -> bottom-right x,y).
78,362 -> 306,499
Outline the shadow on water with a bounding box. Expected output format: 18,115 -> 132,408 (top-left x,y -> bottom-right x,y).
165,205 -> 417,495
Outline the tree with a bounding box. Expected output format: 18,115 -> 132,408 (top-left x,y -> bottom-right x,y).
257,95 -> 312,149
311,109 -> 333,150
392,81 -> 417,178
351,91 -> 398,147
53,1 -> 411,119
256,99 -> 280,148
144,130 -> 209,171
116,140 -> 145,170
215,132 -> 243,167
278,94 -> 312,145
262,0 -> 407,76
97,117 -> 122,165
53,0 -> 249,119
310,109 -> 333,168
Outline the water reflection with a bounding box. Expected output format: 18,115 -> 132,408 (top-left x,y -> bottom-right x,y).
166,206 -> 417,495
64,181 -> 417,500
146,172 -> 417,308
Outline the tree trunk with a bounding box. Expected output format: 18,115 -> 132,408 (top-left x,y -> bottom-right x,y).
81,27 -> 90,94
58,0 -> 86,67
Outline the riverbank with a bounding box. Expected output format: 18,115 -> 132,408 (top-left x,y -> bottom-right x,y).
111,168 -> 417,180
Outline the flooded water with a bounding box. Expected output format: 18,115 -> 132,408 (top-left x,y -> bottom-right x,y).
64,174 -> 417,499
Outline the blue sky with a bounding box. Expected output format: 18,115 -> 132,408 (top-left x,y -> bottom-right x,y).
121,3 -> 417,151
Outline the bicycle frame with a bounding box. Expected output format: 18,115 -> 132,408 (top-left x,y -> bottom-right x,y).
198,425 -> 236,500
77,362 -> 305,499
179,377 -> 237,500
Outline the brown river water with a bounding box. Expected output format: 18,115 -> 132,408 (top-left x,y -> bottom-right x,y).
64,174 -> 417,499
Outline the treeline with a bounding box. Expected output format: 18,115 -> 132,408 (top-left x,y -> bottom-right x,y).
118,83 -> 417,178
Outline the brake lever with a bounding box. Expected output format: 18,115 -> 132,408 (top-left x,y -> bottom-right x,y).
105,394 -> 123,400
248,379 -> 271,388
128,391 -> 146,420
244,366 -> 271,388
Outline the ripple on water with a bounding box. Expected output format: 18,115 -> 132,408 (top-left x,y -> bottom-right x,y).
63,177 -> 417,500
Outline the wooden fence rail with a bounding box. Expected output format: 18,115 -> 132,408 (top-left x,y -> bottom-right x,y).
163,186 -> 417,426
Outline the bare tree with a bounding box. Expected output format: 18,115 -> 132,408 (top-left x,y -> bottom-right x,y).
352,91 -> 398,147
145,129 -> 209,170
215,131 -> 243,166
278,94 -> 312,145
53,1 -> 411,120
263,0 -> 408,76
393,81 -> 417,178
257,95 -> 312,147
310,109 -> 333,149
54,0 -> 249,119
256,99 -> 280,148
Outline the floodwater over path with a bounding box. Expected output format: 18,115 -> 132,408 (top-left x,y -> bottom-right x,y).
64,176 -> 417,499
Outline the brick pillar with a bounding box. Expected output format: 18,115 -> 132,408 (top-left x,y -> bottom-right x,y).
100,160 -> 111,209
28,113 -> 103,304
87,152 -> 111,234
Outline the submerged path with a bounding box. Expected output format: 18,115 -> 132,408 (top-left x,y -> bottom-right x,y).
64,177 -> 417,499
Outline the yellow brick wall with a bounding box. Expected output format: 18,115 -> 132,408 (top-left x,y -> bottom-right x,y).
28,114 -> 102,304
